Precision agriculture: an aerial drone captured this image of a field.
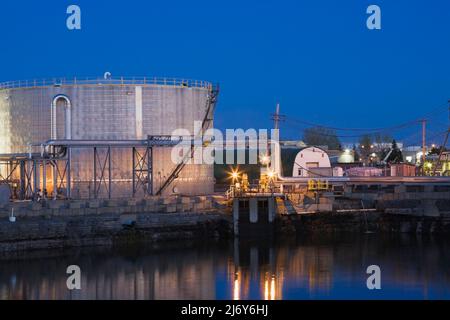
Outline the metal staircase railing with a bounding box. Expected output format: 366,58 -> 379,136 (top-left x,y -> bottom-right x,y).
155,85 -> 219,195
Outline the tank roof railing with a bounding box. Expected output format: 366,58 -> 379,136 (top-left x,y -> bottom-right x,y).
0,77 -> 214,90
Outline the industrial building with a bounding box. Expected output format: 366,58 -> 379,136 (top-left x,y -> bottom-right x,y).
292,147 -> 336,177
0,77 -> 219,200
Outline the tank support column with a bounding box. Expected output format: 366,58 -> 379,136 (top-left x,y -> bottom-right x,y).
132,146 -> 153,197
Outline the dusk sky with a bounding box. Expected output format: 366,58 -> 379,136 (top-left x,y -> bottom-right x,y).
0,0 -> 449,144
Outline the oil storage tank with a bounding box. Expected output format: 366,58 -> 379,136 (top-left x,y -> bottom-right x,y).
0,77 -> 218,198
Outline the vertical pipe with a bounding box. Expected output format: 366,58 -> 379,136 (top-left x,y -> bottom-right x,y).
53,160 -> 57,200
93,147 -> 97,199
43,160 -> 47,199
422,119 -> 426,175
20,160 -> 25,200
51,101 -> 57,140
51,101 -> 54,140
148,147 -> 153,195
66,102 -> 72,140
67,147 -> 71,199
108,146 -> 112,199
132,147 -> 136,196
33,160 -> 38,199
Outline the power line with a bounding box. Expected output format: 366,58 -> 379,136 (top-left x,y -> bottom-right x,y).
282,103 -> 449,134
284,117 -> 419,133
284,121 -> 419,139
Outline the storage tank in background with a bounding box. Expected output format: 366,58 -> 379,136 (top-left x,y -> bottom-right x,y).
0,77 -> 217,197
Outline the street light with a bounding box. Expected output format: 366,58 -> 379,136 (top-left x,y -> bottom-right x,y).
231,171 -> 239,181
260,154 -> 270,166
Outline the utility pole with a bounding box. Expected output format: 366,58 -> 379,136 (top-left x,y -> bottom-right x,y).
271,102 -> 287,130
270,103 -> 285,178
433,100 -> 450,176
421,119 -> 427,175
272,103 -> 284,130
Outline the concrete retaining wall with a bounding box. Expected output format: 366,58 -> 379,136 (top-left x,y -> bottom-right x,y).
277,211 -> 450,235
0,196 -> 232,253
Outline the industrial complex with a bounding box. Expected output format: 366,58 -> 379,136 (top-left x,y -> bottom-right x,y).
0,75 -> 450,241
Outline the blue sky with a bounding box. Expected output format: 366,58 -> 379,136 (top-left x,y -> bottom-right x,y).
0,0 -> 449,143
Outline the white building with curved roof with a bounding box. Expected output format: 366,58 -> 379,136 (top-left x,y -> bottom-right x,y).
292,147 -> 332,177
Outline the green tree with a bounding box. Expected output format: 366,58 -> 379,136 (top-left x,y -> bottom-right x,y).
353,144 -> 360,162
303,126 -> 341,150
385,139 -> 403,163
429,146 -> 445,155
359,134 -> 372,150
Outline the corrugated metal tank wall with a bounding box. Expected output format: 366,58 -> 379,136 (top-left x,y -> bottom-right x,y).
0,80 -> 215,196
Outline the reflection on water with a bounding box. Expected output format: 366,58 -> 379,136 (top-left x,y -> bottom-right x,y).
1,234 -> 450,300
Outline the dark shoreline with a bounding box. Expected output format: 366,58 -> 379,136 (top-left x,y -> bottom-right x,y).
0,208 -> 233,253
1,206 -> 450,254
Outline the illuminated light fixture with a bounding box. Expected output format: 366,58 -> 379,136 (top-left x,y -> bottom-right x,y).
426,162 -> 432,169
267,170 -> 275,179
229,169 -> 240,183
260,154 -> 270,165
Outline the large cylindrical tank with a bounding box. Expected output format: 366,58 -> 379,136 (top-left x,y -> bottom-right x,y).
0,77 -> 216,197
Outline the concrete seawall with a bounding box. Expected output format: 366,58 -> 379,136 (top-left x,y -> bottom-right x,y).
2,195 -> 450,253
277,211 -> 450,235
0,196 -> 232,253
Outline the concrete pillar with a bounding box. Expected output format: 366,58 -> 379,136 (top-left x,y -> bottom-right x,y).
268,197 -> 275,222
233,199 -> 239,235
249,198 -> 258,223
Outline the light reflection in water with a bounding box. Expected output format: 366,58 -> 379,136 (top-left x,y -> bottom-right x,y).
233,273 -> 239,300
0,235 -> 449,300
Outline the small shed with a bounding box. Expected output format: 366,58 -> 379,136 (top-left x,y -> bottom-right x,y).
390,163 -> 416,177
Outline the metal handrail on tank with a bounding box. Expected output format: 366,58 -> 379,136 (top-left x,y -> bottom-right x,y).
0,77 -> 214,90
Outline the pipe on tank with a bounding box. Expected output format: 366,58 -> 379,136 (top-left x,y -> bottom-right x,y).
51,95 -> 72,140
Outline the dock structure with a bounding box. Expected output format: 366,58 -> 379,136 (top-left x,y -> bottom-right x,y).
232,192 -> 282,237
227,173 -> 450,237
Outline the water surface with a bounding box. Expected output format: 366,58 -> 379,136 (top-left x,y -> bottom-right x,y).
1,234 -> 449,300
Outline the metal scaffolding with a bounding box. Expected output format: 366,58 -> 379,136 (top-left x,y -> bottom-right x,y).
0,135 -> 191,201
132,145 -> 152,197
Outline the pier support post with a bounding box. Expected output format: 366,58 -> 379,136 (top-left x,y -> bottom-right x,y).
233,199 -> 239,236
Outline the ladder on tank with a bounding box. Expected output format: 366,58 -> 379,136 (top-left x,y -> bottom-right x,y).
155,85 -> 219,195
